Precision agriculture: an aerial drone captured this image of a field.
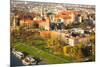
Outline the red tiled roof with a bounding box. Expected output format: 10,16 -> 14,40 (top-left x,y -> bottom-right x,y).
58,11 -> 74,19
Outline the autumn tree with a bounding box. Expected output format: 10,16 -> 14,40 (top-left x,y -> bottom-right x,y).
63,45 -> 71,56
47,36 -> 62,54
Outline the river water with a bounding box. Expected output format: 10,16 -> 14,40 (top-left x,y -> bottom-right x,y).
10,53 -> 24,66
10,53 -> 46,66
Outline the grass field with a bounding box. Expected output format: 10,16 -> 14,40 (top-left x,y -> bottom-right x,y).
14,42 -> 73,64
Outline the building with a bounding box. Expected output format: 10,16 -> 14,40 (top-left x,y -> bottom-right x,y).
68,35 -> 91,46
57,11 -> 75,25
40,31 -> 50,38
75,14 -> 82,23
12,15 -> 20,27
71,28 -> 84,34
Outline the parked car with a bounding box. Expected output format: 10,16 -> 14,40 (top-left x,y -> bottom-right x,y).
22,56 -> 36,65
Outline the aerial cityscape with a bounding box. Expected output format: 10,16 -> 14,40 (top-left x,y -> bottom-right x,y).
10,0 -> 95,66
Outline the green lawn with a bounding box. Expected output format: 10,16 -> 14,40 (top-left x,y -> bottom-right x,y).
14,42 -> 72,64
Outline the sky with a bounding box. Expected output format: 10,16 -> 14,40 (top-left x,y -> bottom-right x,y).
17,0 -> 95,5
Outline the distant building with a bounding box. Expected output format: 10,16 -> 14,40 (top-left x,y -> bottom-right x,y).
20,19 -> 33,28
57,11 -> 75,25
75,14 -> 82,23
71,28 -> 84,34
68,35 -> 91,46
38,17 -> 50,31
40,31 -> 50,38
68,38 -> 75,46
12,15 -> 20,27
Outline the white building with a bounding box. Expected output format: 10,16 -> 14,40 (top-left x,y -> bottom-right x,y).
68,38 -> 75,46
71,28 -> 84,34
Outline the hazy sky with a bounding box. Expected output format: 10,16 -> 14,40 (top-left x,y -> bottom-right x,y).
18,0 -> 95,5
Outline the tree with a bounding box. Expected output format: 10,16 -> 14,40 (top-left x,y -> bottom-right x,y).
70,46 -> 79,57
63,46 -> 71,56
47,36 -> 62,54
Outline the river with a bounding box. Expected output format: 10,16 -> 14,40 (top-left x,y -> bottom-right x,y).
10,53 -> 46,66
10,53 -> 24,66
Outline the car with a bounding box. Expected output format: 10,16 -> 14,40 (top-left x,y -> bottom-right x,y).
22,56 -> 36,65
